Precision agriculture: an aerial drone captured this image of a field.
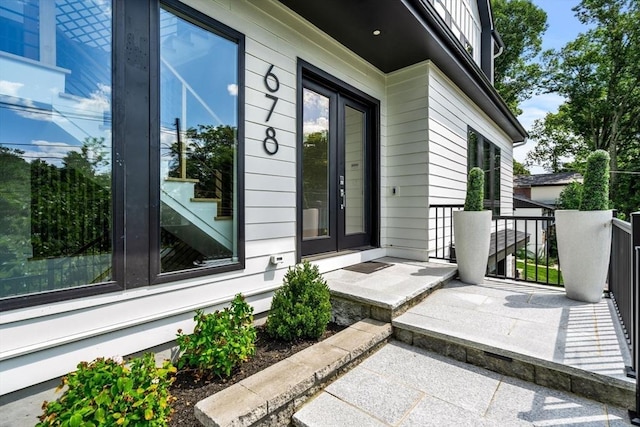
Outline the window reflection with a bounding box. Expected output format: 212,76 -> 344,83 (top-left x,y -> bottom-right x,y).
302,88 -> 330,239
159,7 -> 239,272
0,0 -> 112,298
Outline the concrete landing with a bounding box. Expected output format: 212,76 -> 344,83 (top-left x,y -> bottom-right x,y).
393,279 -> 635,409
293,341 -> 633,426
325,257 -> 457,324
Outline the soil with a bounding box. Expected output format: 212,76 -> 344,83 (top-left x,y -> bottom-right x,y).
169,323 -> 345,427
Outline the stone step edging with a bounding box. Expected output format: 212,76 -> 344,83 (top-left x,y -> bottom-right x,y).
195,318 -> 392,427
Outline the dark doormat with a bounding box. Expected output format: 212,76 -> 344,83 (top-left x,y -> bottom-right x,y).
343,261 -> 391,274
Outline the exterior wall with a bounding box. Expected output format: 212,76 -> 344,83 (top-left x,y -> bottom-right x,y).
383,63 -> 431,261
0,0 -> 520,398
531,185 -> 564,205
0,0 -> 388,396
427,63 -> 513,257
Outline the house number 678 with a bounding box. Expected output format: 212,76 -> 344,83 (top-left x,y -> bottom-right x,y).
263,64 -> 279,155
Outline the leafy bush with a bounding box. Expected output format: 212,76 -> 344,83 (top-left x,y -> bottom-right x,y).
267,261 -> 332,341
556,181 -> 583,210
38,354 -> 176,427
580,149 -> 610,211
176,294 -> 256,378
464,167 -> 484,211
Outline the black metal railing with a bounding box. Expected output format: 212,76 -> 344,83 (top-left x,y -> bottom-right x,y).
609,216 -> 633,373
607,212 -> 639,421
429,205 -> 560,286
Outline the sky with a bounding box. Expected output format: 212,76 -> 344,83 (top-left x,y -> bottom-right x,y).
514,0 -> 589,174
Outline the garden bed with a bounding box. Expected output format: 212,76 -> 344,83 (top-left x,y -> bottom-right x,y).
169,323 -> 345,427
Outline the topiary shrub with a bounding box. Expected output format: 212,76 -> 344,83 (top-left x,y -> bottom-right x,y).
176,293 -> 256,378
580,149 -> 610,211
557,181 -> 583,210
464,167 -> 485,211
38,353 -> 176,426
266,260 -> 331,341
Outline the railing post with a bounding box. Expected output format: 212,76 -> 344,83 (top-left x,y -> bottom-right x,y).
632,212 -> 640,425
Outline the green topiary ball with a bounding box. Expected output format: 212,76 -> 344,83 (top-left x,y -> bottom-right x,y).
266,260 -> 332,341
580,150 -> 610,211
464,167 -> 484,211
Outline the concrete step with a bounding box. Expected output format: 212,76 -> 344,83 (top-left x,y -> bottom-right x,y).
293,340 -> 633,427
324,257 -> 457,325
392,280 -> 636,411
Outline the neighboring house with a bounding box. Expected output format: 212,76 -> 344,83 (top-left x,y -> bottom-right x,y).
514,172 -> 583,206
0,0 -> 526,397
513,194 -> 555,257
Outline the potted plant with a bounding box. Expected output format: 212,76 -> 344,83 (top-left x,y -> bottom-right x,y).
555,150 -> 612,303
453,167 -> 492,284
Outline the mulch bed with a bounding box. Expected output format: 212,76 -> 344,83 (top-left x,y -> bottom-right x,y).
169,323 -> 345,427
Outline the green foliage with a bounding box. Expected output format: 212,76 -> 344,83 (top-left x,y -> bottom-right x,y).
169,124 -> 236,216
513,159 -> 530,176
538,0 -> 639,216
37,354 -> 176,427
464,167 -> 484,211
176,294 -> 256,378
557,181 -> 583,210
492,0 -> 548,115
267,261 -> 332,341
525,106 -> 589,173
580,150 -> 610,211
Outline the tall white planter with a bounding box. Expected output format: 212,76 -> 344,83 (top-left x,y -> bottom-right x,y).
555,210 -> 612,303
453,210 -> 491,285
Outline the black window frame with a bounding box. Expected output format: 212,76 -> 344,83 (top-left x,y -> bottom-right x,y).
467,127 -> 500,215
0,0 -> 245,311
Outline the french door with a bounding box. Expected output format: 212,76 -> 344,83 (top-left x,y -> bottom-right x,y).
299,76 -> 377,257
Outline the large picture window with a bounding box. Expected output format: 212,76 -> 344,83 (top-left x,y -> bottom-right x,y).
468,128 -> 500,214
0,0 -> 113,300
0,0 -> 244,309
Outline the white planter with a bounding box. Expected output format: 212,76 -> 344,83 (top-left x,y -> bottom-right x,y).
555,210 -> 612,303
453,210 -> 492,285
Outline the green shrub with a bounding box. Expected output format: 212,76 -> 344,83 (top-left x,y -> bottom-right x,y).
464,167 -> 484,211
267,261 -> 332,341
580,149 -> 610,211
38,354 -> 176,427
557,181 -> 583,210
176,293 -> 256,378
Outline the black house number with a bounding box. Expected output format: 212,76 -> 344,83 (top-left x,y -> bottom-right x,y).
263,64 -> 279,155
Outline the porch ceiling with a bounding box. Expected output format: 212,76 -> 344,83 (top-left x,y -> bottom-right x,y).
279,0 -> 432,73
278,0 -> 528,143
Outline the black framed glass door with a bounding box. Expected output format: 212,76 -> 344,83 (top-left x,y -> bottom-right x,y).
300,77 -> 374,257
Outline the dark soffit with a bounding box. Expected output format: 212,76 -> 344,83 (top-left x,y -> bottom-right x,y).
277,0 -> 527,142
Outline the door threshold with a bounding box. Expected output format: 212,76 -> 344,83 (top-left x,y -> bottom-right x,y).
302,246 -> 376,263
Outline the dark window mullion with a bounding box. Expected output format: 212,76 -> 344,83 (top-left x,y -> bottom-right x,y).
116,0 -> 153,288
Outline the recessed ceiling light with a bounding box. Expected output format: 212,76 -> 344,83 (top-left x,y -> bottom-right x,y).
373,29 -> 381,36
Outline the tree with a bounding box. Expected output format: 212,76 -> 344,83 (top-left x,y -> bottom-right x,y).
169,125 -> 237,216
525,106 -> 589,172
512,159 -> 530,175
540,0 -> 640,216
492,0 -> 548,115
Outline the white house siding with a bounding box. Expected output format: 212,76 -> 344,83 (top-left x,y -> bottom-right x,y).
426,63 -> 514,258
531,185 -> 564,205
0,0 -> 389,396
513,207 -> 548,256
383,63 -> 431,261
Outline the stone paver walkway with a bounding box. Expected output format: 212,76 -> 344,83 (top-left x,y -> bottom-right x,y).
294,340 -> 633,426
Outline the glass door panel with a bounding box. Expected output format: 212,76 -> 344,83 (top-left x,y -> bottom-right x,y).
302,88 -> 330,240
344,106 -> 365,235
